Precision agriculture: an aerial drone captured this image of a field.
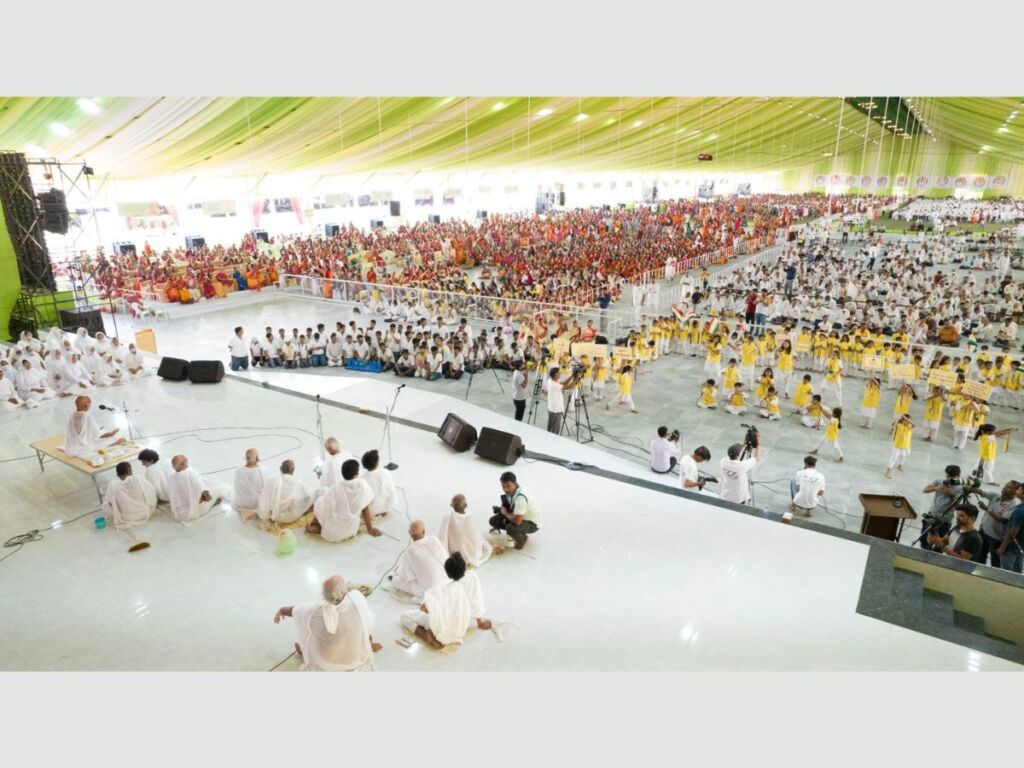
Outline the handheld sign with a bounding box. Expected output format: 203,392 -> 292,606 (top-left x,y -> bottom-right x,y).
891,363 -> 917,381
612,345 -> 635,360
926,369 -> 958,388
861,354 -> 886,372
961,380 -> 993,400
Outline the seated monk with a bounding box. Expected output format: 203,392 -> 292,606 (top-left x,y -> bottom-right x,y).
399,552 -> 492,651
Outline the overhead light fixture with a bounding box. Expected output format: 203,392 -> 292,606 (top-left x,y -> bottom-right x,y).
49,122 -> 71,137
77,98 -> 100,115
535,108 -> 553,117
25,144 -> 47,156
575,113 -> 588,122
633,120 -> 643,127
492,101 -> 505,111
822,152 -> 832,156
998,126 -> 1009,132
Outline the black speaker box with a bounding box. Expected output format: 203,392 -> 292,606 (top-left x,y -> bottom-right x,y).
389,201 -> 401,217
428,214 -> 441,224
474,427 -> 523,465
476,210 -> 487,220
251,228 -> 269,243
157,357 -> 189,381
325,223 -> 340,237
59,307 -> 104,335
188,360 -> 225,384
595,335 -> 608,345
438,412 -> 477,452
38,189 -> 69,234
371,219 -> 385,230
114,241 -> 136,256
185,235 -> 206,250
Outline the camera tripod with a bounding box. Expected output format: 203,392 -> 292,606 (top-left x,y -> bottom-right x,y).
525,349 -> 552,426
560,380 -> 594,444
464,364 -> 505,401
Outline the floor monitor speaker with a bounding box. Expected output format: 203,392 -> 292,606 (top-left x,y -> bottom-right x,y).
438,412 -> 477,452
157,357 -> 189,381
474,427 -> 523,465
187,360 -> 225,384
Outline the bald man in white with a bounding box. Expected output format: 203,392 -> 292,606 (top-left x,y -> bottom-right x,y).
167,454 -> 221,522
232,449 -> 264,520
64,395 -> 125,458
274,575 -> 381,672
103,461 -> 157,529
315,437 -> 353,491
438,494 -> 492,567
389,520 -> 448,600
258,459 -> 313,524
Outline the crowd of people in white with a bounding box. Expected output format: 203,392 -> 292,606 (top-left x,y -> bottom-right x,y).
892,197 -> 1024,226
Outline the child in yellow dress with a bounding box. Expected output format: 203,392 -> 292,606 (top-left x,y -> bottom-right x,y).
606,364 -> 638,413
811,407 -> 844,462
860,377 -> 881,429
697,379 -> 718,409
922,387 -> 946,442
724,383 -> 748,416
759,385 -> 782,421
977,423 -> 997,484
885,413 -> 915,478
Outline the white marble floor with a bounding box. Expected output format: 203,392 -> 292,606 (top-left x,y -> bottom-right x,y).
0,375 -> 1017,670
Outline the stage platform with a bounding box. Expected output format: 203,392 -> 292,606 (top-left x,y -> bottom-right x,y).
0,374 -> 1019,671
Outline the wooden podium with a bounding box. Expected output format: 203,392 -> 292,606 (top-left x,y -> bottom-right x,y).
858,494 -> 918,542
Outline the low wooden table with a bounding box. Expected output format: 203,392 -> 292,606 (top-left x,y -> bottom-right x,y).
29,435 -> 142,504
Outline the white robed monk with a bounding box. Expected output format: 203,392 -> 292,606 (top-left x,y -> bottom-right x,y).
400,552 -> 492,650
103,462 -> 157,529
139,448 -> 173,503
307,458 -> 381,541
258,459 -> 313,524
360,449 -> 395,517
15,360 -> 55,406
123,344 -> 149,378
167,454 -> 222,522
56,353 -> 93,394
438,494 -> 492,567
389,520 -> 448,600
274,575 -> 381,672
232,448 -> 264,520
0,367 -> 25,410
314,436 -> 353,493
63,395 -> 125,458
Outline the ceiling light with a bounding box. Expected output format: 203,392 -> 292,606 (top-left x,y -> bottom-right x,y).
492,102 -> 505,111
822,152 -> 832,156
575,113 -> 588,122
998,126 -> 1009,132
535,108 -> 553,117
25,144 -> 47,156
77,98 -> 100,114
49,122 -> 70,137
633,120 -> 643,127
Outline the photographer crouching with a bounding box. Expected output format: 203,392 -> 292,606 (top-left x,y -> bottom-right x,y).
650,426 -> 681,474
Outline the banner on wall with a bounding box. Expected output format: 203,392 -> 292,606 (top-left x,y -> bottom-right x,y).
934,175 -> 952,189
953,176 -> 969,189
813,174 -> 827,186
894,175 -> 908,188
876,175 -> 890,188
829,174 -> 842,185
990,175 -> 1008,189
971,176 -> 989,190
859,174 -> 874,188
915,175 -> 931,189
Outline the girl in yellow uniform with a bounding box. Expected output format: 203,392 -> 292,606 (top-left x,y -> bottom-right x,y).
592,356 -> 609,401
606,364 -> 638,413
922,388 -> 946,441
821,351 -> 843,405
801,394 -> 829,429
759,385 -> 782,421
724,383 -> 748,416
885,413 -> 915,478
722,359 -> 741,391
739,336 -> 758,389
755,368 -> 774,401
951,395 -> 977,451
792,374 -> 814,412
893,383 -> 916,417
697,379 -> 718,409
977,423 -> 997,484
704,334 -> 724,379
811,406 -> 844,462
860,377 -> 882,429
777,341 -> 795,397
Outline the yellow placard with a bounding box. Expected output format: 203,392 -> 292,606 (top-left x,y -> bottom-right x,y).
861,354 -> 886,372
926,369 -> 958,388
793,339 -> 811,353
612,345 -> 635,360
891,363 -> 917,381
548,337 -> 570,358
571,341 -> 609,359
962,380 -> 993,400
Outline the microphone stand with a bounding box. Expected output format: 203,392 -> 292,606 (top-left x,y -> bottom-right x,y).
315,394 -> 325,460
383,385 -> 404,471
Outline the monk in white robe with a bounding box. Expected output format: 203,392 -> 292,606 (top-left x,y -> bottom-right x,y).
101,354 -> 125,386
400,552 -> 491,650
167,454 -> 222,522
438,494 -> 492,567
123,344 -> 149,378
81,350 -> 110,386
15,360 -> 55,406
232,448 -> 264,519
389,520 -> 448,599
274,575 -> 381,672
308,458 -> 381,541
0,368 -> 25,410
258,460 -> 313,524
139,448 -> 173,503
74,328 -> 94,355
360,449 -> 395,517
55,354 -> 93,395
64,395 -> 124,458
315,436 -> 353,492
103,462 -> 157,529
46,349 -> 64,391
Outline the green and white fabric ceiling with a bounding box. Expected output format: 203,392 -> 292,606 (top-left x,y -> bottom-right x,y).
0,97 -> 1021,190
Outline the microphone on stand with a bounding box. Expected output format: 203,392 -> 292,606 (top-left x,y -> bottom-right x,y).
98,404 -> 115,412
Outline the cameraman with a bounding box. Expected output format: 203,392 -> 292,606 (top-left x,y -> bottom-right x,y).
650,426 -> 681,474
679,446 -> 716,496
978,480 -> 1021,568
719,430 -> 762,505
545,365 -> 583,435
920,465 -> 963,552
926,503 -> 985,562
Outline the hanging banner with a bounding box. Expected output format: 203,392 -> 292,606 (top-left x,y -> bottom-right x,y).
875,175 -> 890,188
844,174 -> 856,186
859,174 -> 875,188
915,175 -> 931,189
953,176 -> 969,189
813,174 -> 827,186
971,176 -> 989,190
990,175 -> 1008,189
894,175 -> 908,188
934,175 -> 952,189
829,174 -> 842,185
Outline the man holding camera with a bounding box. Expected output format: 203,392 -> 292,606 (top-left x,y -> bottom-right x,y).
719,429 -> 762,505
545,364 -> 583,435
921,465 -> 964,552
926,503 -> 985,562
679,446 -> 715,496
488,471 -> 541,550
650,426 -> 681,474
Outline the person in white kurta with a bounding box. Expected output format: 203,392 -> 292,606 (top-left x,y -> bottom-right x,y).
232,449 -> 264,519
437,494 -> 492,567
74,328 -> 94,355
360,450 -> 395,517
55,354 -> 93,395
81,350 -> 110,386
258,460 -> 313,524
274,575 -> 381,671
15,360 -> 55,405
308,459 -> 381,541
389,521 -> 448,599
103,462 -> 157,529
400,552 -> 491,649
167,455 -> 221,522
101,355 -> 125,386
139,449 -> 173,503
64,396 -> 124,457
315,437 -> 353,492
123,344 -> 149,378
0,368 -> 25,410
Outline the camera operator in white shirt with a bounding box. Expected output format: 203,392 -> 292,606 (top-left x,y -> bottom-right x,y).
650,426 -> 681,474
545,364 -> 583,435
719,429 -> 762,505
679,446 -> 717,497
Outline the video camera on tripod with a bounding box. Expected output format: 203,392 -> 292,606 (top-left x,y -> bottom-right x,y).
740,423 -> 759,450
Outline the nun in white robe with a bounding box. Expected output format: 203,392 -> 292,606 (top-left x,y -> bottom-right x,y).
15,362 -> 55,405
438,495 -> 492,567
258,464 -> 312,524
93,332 -> 111,358
290,579 -> 376,672
55,355 -> 92,394
103,471 -> 157,529
167,460 -> 220,522
390,526 -> 448,599
81,350 -> 110,386
123,346 -> 149,378
74,328 -> 94,355
311,474 -> 375,542
0,369 -> 25,410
